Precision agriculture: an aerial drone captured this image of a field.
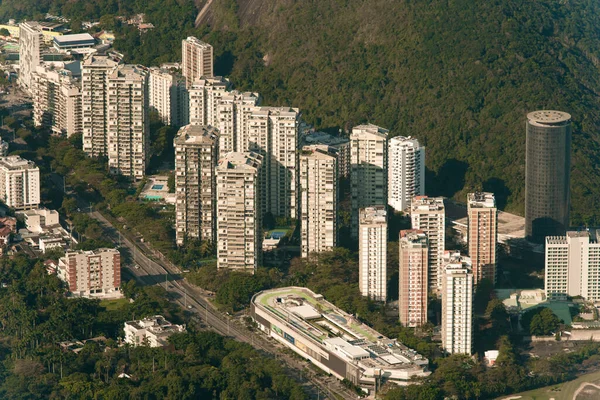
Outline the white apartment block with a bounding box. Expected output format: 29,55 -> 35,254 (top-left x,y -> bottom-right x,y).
148,67 -> 188,126
467,192 -> 498,285
82,55 -> 120,157
247,107 -> 300,219
0,156 -> 40,210
18,22 -> 43,91
174,125 -> 219,246
411,196 -> 445,293
388,136 -> 425,212
359,206 -> 387,302
350,124 -> 388,237
300,145 -> 338,258
301,131 -> 350,178
124,315 -> 186,347
188,76 -> 230,127
216,90 -> 260,154
57,248 -> 121,297
441,251 -> 473,355
32,65 -> 82,137
106,65 -> 149,180
399,229 -> 429,327
181,37 -> 213,87
216,151 -> 263,273
545,231 -> 600,301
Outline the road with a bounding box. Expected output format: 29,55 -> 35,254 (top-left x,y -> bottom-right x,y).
195,0 -> 214,27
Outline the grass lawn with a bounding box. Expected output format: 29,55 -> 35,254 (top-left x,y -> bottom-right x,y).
498,370 -> 600,400
100,298 -> 129,311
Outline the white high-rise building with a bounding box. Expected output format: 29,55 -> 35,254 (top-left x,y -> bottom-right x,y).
399,229 -> 429,327
411,196 -> 445,293
216,151 -> 263,273
300,145 -> 338,258
388,136 -> 425,212
106,65 -> 149,180
359,206 -> 387,302
18,22 -> 43,92
148,68 -> 188,126
0,156 -> 40,210
188,76 -> 230,127
350,124 -> 388,237
441,251 -> 473,355
174,125 -> 219,246
247,107 -> 300,219
181,37 -> 213,87
216,90 -> 260,154
82,55 -> 120,157
57,248 -> 121,297
545,231 -> 600,301
467,192 -> 498,285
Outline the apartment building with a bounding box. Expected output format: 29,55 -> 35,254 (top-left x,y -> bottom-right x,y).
545,231 -> 600,301
188,76 -> 230,127
300,145 -> 338,258
467,192 -> 498,285
82,55 -> 120,157
399,230 -> 429,327
57,248 -> 121,297
388,136 -> 425,212
410,196 -> 445,292
0,156 -> 40,210
216,151 -> 263,273
148,67 -> 188,126
359,206 -> 387,302
441,251 -> 473,355
350,124 -> 388,237
181,36 -> 213,87
247,107 -> 300,219
216,90 -> 260,154
301,131 -> 350,178
174,125 -> 219,246
18,22 -> 43,91
124,316 -> 186,347
106,64 -> 149,179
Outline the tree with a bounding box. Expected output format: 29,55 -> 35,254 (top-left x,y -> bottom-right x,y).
0,28 -> 10,36
530,308 -> 560,336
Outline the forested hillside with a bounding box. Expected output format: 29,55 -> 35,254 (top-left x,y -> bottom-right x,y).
4,0 -> 600,223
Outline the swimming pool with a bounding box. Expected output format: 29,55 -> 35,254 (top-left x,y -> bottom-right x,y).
151,184 -> 164,190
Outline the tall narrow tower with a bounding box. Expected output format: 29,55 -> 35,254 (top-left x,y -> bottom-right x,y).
467,192 -> 498,285
525,111 -> 571,243
399,230 -> 428,327
359,206 -> 387,302
181,37 -> 213,87
388,136 -> 425,212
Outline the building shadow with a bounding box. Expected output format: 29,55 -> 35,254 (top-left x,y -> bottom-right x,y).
427,159 -> 469,198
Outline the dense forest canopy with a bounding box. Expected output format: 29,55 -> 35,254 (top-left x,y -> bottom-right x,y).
4,0 -> 600,224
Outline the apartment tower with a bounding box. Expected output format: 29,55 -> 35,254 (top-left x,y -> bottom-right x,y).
18,22 -> 43,91
216,151 -> 263,273
388,136 -> 425,212
350,124 -> 388,237
174,125 -> 219,246
525,110 -> 572,243
181,37 -> 213,87
399,229 -> 429,327
359,206 -> 387,302
217,90 -> 260,154
441,251 -> 473,355
106,65 -> 149,180
467,192 -> 498,285
58,248 -> 121,297
0,156 -> 40,210
300,145 -> 338,258
82,55 -> 119,157
148,67 -> 188,126
410,196 -> 445,293
188,76 -> 230,127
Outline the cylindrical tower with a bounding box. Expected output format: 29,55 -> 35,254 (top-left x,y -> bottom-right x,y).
525,110 -> 572,243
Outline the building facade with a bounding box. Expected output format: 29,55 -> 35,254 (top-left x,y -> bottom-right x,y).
18,22 -> 43,91
441,252 -> 473,355
216,90 -> 260,154
106,65 -> 149,179
350,124 -> 388,237
410,196 -> 445,292
57,248 -> 121,297
181,37 -> 213,87
399,230 -> 429,327
545,231 -> 600,301
525,110 -> 571,242
188,76 -> 230,127
0,156 -> 40,210
359,206 -> 387,302
388,136 -> 425,212
148,67 -> 188,127
467,192 -> 498,285
124,316 -> 186,347
300,145 -> 338,258
174,125 -> 219,246
216,151 -> 263,273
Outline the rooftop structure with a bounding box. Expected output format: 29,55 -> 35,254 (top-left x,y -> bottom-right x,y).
251,287 -> 430,387
53,33 -> 95,52
124,315 -> 186,347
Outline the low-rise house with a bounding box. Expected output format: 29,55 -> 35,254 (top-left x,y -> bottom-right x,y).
124,315 -> 185,347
